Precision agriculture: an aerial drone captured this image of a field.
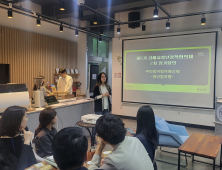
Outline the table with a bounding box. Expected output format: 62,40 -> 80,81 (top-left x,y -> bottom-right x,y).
26,161 -> 57,170
77,121 -> 96,147
178,133 -> 222,170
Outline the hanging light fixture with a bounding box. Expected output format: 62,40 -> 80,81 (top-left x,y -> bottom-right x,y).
93,14 -> 98,25
60,0 -> 65,11
201,14 -> 206,25
153,5 -> 158,18
100,27 -> 103,35
8,8 -> 13,18
142,22 -> 146,31
166,19 -> 170,29
60,23 -> 63,32
36,16 -> 41,26
117,25 -> 121,34
75,29 -> 78,36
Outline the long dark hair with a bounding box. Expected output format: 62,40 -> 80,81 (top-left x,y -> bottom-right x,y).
0,106 -> 27,137
96,72 -> 108,86
136,106 -> 158,150
34,107 -> 57,137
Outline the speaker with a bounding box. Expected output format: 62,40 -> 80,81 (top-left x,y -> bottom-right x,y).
128,12 -> 140,29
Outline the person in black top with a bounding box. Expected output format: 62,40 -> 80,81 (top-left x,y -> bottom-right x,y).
33,107 -> 57,158
93,72 -> 112,115
52,127 -> 89,170
134,106 -> 159,170
0,106 -> 37,170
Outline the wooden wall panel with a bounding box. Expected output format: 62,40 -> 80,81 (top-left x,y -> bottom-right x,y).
0,25 -> 77,97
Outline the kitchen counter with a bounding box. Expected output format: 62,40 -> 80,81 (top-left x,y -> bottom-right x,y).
27,98 -> 94,133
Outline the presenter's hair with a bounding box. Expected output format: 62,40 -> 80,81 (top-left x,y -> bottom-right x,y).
95,114 -> 126,145
52,127 -> 88,170
96,72 -> 108,86
136,106 -> 158,150
59,68 -> 67,74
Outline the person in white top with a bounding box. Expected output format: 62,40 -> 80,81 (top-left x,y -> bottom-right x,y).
57,69 -> 73,94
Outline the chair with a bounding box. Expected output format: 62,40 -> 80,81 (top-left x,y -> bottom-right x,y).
154,115 -> 189,167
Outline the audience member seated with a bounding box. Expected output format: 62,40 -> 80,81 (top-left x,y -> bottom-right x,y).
0,106 -> 37,170
51,127 -> 89,170
89,114 -> 154,170
33,107 -> 57,158
134,106 -> 159,170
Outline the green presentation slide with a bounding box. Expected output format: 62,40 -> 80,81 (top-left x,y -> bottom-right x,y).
124,46 -> 211,94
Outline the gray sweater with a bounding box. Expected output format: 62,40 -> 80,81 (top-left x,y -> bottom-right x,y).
89,136 -> 154,170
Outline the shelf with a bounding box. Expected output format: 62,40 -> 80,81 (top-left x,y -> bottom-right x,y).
54,73 -> 80,76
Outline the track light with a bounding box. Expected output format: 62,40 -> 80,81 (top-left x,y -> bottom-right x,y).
60,24 -> 63,32
36,16 -> 41,26
166,19 -> 170,29
201,15 -> 206,25
100,27 -> 103,35
75,29 -> 78,36
99,36 -> 102,42
142,23 -> 146,31
117,25 -> 121,34
93,14 -> 98,25
60,0 -> 65,11
153,5 -> 158,18
8,8 -> 12,18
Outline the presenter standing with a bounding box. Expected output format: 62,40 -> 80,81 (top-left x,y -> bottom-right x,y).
57,69 -> 73,94
93,72 -> 112,115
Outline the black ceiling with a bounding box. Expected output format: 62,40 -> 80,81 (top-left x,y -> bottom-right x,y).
3,0 -> 192,32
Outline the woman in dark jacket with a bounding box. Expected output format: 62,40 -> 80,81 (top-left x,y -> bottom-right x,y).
33,107 -> 57,158
134,106 -> 159,170
93,72 -> 112,115
0,106 -> 37,170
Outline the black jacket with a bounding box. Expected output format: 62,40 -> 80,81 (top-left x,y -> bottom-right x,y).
93,85 -> 112,112
0,137 -> 37,170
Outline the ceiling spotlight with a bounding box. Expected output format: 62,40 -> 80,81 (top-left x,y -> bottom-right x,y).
142,23 -> 146,31
117,25 -> 121,34
75,29 -> 78,36
8,8 -> 13,18
37,16 -> 41,26
99,36 -> 102,42
100,27 -> 103,35
60,24 -> 63,32
93,14 -> 98,25
153,5 -> 158,18
60,0 -> 65,11
201,15 -> 206,25
166,19 -> 170,29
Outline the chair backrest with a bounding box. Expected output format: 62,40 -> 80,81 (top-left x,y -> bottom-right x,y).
155,115 -> 161,121
155,118 -> 169,131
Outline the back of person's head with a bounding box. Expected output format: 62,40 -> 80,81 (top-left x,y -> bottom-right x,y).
59,68 -> 66,74
95,114 -> 126,145
51,127 -> 88,170
136,106 -> 158,149
34,107 -> 57,137
0,106 -> 27,137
